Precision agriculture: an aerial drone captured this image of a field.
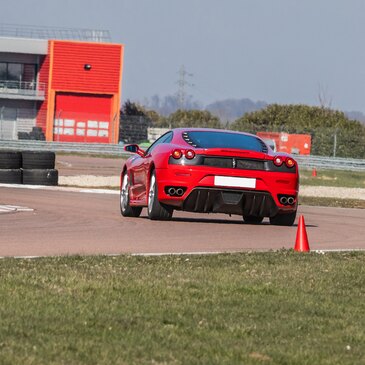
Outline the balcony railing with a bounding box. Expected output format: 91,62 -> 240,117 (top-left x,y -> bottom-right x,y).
0,23 -> 111,43
0,80 -> 46,99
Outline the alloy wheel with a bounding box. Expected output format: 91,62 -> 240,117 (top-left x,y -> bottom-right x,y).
148,174 -> 156,214
120,173 -> 129,212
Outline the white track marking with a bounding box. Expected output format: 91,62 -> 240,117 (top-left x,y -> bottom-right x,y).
128,249 -> 365,255
0,183 -> 118,195
2,183 -> 365,200
3,205 -> 34,211
131,251 -> 228,256
314,249 -> 365,253
1,249 -> 365,260
0,205 -> 34,214
0,256 -> 41,259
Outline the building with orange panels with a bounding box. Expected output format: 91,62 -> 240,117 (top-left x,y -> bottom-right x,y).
0,24 -> 123,143
257,131 -> 311,155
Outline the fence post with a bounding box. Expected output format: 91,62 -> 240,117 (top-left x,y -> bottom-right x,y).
13,110 -> 17,140
0,106 -> 4,139
333,128 -> 337,158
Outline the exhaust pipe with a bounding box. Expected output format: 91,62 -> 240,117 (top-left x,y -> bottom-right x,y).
287,197 -> 295,205
168,187 -> 176,196
166,186 -> 186,196
279,196 -> 288,205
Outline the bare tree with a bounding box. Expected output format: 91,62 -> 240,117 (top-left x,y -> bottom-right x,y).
318,83 -> 332,109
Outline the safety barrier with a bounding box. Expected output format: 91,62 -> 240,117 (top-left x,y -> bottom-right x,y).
1,139 -> 365,171
0,149 -> 58,185
294,155 -> 365,171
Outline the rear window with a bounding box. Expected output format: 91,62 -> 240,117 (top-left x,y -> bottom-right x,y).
183,131 -> 266,152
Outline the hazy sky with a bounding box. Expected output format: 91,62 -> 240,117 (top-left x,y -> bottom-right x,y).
1,0 -> 365,112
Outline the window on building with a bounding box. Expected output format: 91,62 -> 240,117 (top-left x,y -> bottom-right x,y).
0,63 -> 6,80
23,64 -> 36,86
7,63 -> 22,81
0,63 -> 37,89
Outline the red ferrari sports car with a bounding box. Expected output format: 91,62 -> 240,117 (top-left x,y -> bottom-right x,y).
120,128 -> 299,225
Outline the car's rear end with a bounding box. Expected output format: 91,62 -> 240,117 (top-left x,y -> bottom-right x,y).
156,129 -> 299,225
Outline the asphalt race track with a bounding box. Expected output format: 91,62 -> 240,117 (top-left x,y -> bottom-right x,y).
0,186 -> 364,257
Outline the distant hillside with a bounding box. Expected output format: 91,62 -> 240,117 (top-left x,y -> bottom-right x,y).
143,94 -> 202,116
143,94 -> 365,125
345,111 -> 365,124
205,98 -> 267,122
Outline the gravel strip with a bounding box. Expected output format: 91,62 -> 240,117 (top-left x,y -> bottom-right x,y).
300,186 -> 365,200
59,175 -> 365,200
59,175 -> 120,187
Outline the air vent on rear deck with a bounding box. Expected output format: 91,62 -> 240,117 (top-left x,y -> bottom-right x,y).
202,157 -> 265,170
182,133 -> 197,147
236,159 -> 265,170
203,157 -> 233,168
258,139 -> 268,153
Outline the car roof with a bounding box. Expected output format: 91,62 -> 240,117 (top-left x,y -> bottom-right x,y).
172,127 -> 258,138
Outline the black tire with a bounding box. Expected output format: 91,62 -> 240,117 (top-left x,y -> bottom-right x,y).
22,169 -> 58,186
243,216 -> 264,224
0,151 -> 22,169
22,151 -> 55,169
147,171 -> 173,220
270,210 -> 297,226
0,169 -> 22,184
120,172 -> 142,217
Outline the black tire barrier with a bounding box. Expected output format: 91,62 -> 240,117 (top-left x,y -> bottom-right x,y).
18,127 -> 46,141
22,169 -> 58,186
0,151 -> 22,169
0,169 -> 22,184
22,151 -> 55,169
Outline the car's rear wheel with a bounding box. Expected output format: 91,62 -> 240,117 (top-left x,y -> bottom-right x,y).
269,210 -> 297,226
147,171 -> 173,220
120,172 -> 142,217
243,216 -> 264,224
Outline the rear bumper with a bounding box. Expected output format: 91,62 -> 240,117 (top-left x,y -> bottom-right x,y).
156,166 -> 298,216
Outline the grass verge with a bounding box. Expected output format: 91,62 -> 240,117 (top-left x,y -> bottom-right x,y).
300,169 -> 365,188
0,253 -> 364,365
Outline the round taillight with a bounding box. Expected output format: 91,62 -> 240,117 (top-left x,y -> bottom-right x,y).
285,157 -> 295,168
273,156 -> 284,166
185,149 -> 195,159
172,149 -> 183,159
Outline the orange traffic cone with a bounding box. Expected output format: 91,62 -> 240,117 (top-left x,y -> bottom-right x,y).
294,215 -> 310,252
312,168 -> 317,177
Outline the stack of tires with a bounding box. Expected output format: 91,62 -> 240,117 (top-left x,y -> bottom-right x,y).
0,151 -> 22,184
0,151 -> 58,186
22,151 -> 58,185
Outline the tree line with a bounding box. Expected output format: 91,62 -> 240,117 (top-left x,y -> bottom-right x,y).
121,101 -> 365,158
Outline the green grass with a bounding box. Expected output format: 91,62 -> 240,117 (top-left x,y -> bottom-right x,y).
1,253 -> 365,365
300,169 -> 365,188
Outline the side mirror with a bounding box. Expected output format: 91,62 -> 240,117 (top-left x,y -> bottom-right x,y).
124,144 -> 145,157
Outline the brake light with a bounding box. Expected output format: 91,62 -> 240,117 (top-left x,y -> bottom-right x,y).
285,157 -> 295,168
172,149 -> 183,159
273,156 -> 284,166
185,149 -> 195,159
